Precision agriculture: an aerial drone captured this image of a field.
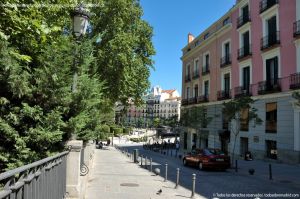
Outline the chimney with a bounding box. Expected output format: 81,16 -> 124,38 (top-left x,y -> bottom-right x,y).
188,33 -> 195,44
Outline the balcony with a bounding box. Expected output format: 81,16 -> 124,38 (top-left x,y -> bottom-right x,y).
217,90 -> 232,101
182,99 -> 188,106
185,75 -> 191,82
260,31 -> 280,51
234,86 -> 252,98
202,65 -> 210,75
293,20 -> 300,38
237,13 -> 251,29
188,97 -> 197,105
192,71 -> 200,79
220,54 -> 231,68
257,79 -> 281,95
237,45 -> 252,60
259,0 -> 279,14
290,73 -> 300,89
197,95 -> 209,103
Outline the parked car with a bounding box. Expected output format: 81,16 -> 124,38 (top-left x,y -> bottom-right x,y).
183,148 -> 230,170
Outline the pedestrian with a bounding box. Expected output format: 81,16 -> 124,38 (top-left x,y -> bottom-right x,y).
175,141 -> 180,157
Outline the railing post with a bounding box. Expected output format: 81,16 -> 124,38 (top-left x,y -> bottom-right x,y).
66,140 -> 83,198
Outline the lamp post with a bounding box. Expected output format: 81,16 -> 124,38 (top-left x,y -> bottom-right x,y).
70,3 -> 90,92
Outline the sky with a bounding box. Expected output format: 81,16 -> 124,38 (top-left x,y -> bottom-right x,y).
139,0 -> 236,95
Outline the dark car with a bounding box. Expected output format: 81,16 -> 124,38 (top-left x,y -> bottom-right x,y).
183,148 -> 230,170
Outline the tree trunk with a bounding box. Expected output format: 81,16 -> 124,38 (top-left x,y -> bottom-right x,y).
231,134 -> 238,166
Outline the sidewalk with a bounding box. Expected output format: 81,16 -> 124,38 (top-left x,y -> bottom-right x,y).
84,146 -> 205,199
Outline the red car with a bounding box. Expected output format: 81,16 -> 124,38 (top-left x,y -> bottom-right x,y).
183,148 -> 230,170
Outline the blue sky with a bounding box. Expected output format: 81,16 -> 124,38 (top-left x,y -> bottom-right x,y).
140,0 -> 236,95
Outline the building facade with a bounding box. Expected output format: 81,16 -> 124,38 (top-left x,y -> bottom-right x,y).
180,0 -> 300,163
125,86 -> 181,127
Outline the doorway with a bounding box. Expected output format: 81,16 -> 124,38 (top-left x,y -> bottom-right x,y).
240,137 -> 249,157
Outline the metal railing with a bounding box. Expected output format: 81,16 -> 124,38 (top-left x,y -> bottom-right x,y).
197,95 -> 209,103
188,97 -> 197,105
220,55 -> 232,68
259,0 -> 279,14
237,44 -> 252,60
192,71 -> 199,79
290,72 -> 300,89
257,79 -> 281,95
293,20 -> 300,37
261,31 -> 280,50
202,65 -> 210,75
237,13 -> 251,29
0,151 -> 68,199
185,75 -> 191,82
217,90 -> 232,100
234,86 -> 252,98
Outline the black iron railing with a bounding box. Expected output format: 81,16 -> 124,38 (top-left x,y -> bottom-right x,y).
290,73 -> 300,89
261,31 -> 280,50
192,72 -> 199,79
257,79 -> 281,94
237,13 -> 251,29
185,75 -> 191,82
293,20 -> 300,37
234,86 -> 252,98
0,151 -> 68,199
182,99 -> 188,106
237,44 -> 252,60
188,97 -> 197,105
217,90 -> 232,100
220,54 -> 232,68
202,65 -> 210,75
259,0 -> 279,14
197,95 -> 209,103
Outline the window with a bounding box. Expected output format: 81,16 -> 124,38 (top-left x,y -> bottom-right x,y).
266,140 -> 277,159
223,17 -> 230,26
186,87 -> 190,99
194,84 -> 198,98
266,102 -> 277,133
194,60 -> 199,74
204,32 -> 210,40
240,108 -> 249,131
224,73 -> 230,94
266,57 -> 278,87
186,65 -> 191,78
222,109 -> 229,130
242,66 -> 250,92
184,132 -> 187,149
204,80 -> 209,97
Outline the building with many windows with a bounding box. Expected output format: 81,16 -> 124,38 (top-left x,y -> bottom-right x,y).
125,86 -> 181,127
180,0 -> 300,163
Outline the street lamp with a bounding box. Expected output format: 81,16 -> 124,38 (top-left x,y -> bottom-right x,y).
70,3 -> 90,92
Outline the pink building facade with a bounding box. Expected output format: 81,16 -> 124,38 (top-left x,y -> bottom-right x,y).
181,0 -> 300,163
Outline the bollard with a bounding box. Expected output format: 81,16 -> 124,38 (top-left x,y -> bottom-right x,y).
235,160 -> 238,172
269,164 -> 273,180
164,163 -> 168,182
191,174 -> 196,198
141,155 -> 143,166
150,158 -> 152,172
175,168 -> 180,189
133,149 -> 139,163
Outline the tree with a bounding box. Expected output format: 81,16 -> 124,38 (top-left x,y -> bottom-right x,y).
180,106 -> 212,129
292,92 -> 300,106
222,96 -> 262,164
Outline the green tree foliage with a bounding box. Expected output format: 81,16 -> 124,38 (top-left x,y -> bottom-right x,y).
91,0 -> 155,105
0,0 -> 154,171
222,96 -> 262,163
180,106 -> 212,129
292,92 -> 300,106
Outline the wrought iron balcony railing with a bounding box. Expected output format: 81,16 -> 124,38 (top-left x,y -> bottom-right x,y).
192,71 -> 200,79
197,95 -> 209,103
259,0 -> 279,14
202,65 -> 210,75
261,31 -> 280,50
293,20 -> 300,37
185,75 -> 191,82
290,73 -> 300,89
217,90 -> 232,100
257,79 -> 281,95
237,44 -> 252,60
234,86 -> 252,98
237,13 -> 251,29
220,54 -> 232,68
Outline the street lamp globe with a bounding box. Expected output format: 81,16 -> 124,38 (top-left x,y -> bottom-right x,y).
71,3 -> 90,38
